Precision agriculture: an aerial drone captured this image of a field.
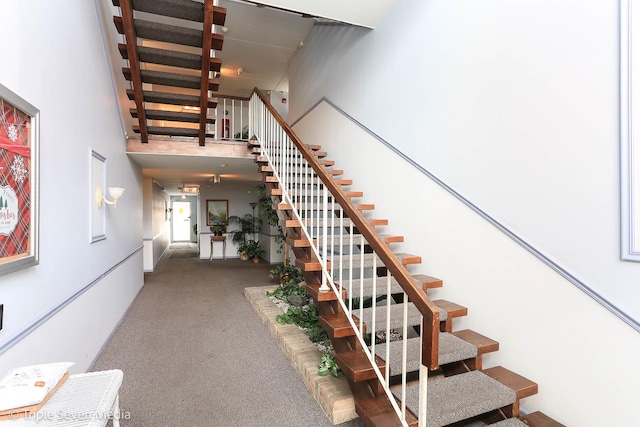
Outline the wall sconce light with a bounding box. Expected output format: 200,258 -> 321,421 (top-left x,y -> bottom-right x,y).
96,186 -> 125,208
209,174 -> 221,184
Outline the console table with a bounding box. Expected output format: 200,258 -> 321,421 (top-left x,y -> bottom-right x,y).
4,369 -> 123,426
210,235 -> 227,260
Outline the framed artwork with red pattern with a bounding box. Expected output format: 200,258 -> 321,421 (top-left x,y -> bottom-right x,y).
0,84 -> 39,276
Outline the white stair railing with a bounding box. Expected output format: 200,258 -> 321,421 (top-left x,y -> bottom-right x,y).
250,89 -> 439,427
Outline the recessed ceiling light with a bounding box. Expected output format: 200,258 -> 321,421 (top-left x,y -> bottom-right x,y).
220,164 -> 227,168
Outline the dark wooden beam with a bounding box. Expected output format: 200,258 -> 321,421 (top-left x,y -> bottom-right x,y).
213,6 -> 227,26
115,2 -> 149,143
198,0 -> 215,146
117,43 -> 128,60
212,34 -> 224,51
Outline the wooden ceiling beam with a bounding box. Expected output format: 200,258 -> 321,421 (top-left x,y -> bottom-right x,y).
198,0 -> 215,147
114,4 -> 149,143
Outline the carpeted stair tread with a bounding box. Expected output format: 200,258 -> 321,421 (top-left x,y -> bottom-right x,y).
131,0 -> 206,23
134,45 -> 220,71
483,366 -> 538,400
394,370 -> 517,427
284,233 -> 404,248
137,70 -> 218,91
127,90 -> 217,108
130,108 -> 215,124
338,274 -> 442,298
133,19 -> 204,47
374,333 -> 477,377
282,216 -> 385,229
132,125 -> 213,138
490,419 -> 529,426
461,419 -> 528,427
355,302 -> 447,331
452,329 -> 500,355
319,252 -> 421,269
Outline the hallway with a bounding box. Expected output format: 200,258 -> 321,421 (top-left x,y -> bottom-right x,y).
91,248 -> 364,426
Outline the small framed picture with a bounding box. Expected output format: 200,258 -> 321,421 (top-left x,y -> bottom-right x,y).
206,199 -> 228,226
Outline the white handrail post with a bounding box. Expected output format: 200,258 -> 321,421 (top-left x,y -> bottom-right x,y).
319,184 -> 330,292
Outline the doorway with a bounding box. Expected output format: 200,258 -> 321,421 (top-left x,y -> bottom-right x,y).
172,201 -> 192,242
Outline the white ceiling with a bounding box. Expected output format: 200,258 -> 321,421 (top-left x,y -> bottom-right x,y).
101,0 -> 398,193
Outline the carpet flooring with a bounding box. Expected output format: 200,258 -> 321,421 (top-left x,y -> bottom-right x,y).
91,249 -> 365,427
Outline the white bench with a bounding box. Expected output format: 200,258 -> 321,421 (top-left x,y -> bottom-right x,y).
4,370 -> 123,427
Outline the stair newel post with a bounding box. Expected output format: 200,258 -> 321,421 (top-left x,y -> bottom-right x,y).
319,184 -> 330,292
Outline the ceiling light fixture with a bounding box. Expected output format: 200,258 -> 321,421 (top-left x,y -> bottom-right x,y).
180,185 -> 200,193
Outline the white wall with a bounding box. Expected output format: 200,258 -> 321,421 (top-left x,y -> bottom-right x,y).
0,0 -> 144,373
293,102 -> 640,426
269,91 -> 289,122
198,181 -> 262,258
290,1 -> 640,329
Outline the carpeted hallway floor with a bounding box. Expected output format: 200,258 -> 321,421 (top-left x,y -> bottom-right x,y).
91,246 -> 365,427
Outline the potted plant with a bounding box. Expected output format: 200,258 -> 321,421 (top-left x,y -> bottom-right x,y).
210,223 -> 226,236
269,260 -> 303,284
237,242 -> 249,261
228,213 -> 262,258
244,239 -> 264,263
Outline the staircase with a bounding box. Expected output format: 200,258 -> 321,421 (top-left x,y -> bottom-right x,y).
248,89 -> 564,427
112,0 -> 226,145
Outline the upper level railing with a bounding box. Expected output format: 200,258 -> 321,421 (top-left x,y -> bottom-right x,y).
211,95 -> 250,142
249,87 -> 440,427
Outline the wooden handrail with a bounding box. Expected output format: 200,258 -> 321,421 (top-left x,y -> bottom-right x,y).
251,87 -> 440,370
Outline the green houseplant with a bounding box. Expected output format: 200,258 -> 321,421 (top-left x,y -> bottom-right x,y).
244,239 -> 264,263
256,185 -> 285,252
269,261 -> 303,284
228,213 -> 262,259
209,223 -> 226,236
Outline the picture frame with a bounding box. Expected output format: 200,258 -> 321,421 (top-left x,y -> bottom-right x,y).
206,199 -> 228,226
0,83 -> 40,276
621,0 -> 640,262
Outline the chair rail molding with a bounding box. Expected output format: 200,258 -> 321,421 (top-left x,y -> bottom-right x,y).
621,0 -> 640,262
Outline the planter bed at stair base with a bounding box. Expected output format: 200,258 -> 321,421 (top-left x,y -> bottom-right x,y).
244,286 -> 357,425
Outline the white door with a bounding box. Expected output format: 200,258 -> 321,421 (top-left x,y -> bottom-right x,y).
172,201 -> 191,241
